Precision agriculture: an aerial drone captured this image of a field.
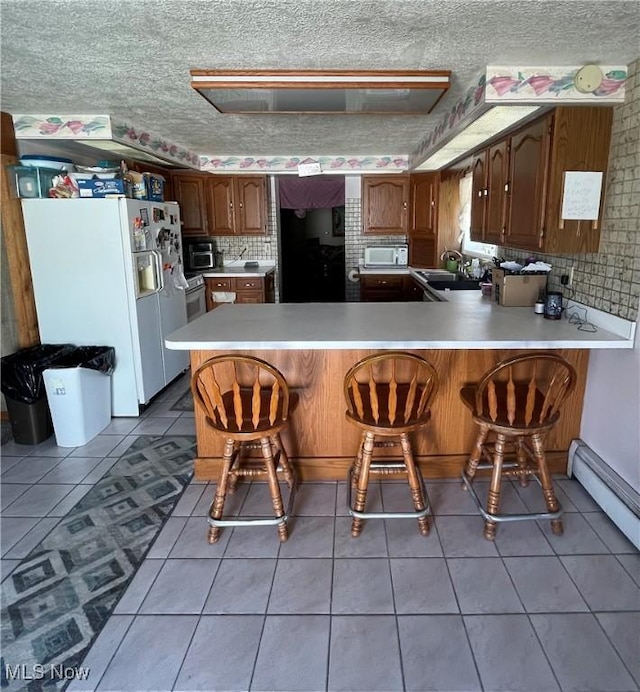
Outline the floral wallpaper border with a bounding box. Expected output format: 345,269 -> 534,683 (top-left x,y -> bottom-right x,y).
12,115 -> 201,168
485,66 -> 627,102
199,155 -> 408,172
12,115 -> 112,138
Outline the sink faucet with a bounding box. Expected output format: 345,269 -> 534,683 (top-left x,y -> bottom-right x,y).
440,249 -> 463,273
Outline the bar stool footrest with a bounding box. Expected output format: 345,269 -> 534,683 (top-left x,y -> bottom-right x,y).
461,472 -> 563,523
208,465 -> 298,528
346,463 -> 431,520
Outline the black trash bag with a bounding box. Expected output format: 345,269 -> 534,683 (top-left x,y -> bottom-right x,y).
45,346 -> 116,376
1,344 -> 76,405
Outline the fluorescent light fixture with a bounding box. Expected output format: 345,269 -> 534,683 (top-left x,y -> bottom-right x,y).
190,69 -> 450,114
415,105 -> 541,170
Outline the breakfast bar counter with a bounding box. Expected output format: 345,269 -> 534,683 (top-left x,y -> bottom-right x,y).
166,295 -> 634,480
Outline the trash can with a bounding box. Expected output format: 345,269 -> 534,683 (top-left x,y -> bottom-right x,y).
1,344 -> 76,445
42,346 -> 116,447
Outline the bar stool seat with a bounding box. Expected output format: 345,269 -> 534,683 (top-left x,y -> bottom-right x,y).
191,355 -> 297,543
343,352 -> 439,537
460,352 -> 576,540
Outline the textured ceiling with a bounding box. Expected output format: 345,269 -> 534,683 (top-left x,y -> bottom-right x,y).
1,0 -> 639,157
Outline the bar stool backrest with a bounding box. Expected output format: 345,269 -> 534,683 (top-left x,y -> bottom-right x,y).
191,355 -> 290,434
344,352 -> 438,429
473,352 -> 576,429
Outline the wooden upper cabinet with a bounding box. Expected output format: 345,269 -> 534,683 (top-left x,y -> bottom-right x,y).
363,175 -> 409,235
410,173 -> 439,237
543,106 -> 613,254
484,140 -> 509,245
207,177 -> 235,235
235,176 -> 267,235
505,115 -> 551,252
172,172 -> 268,237
207,175 -> 267,236
469,152 -> 487,241
172,173 -> 208,236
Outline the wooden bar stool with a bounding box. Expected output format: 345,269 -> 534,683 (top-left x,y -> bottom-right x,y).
191,355 -> 297,543
460,352 -> 576,540
343,352 -> 439,537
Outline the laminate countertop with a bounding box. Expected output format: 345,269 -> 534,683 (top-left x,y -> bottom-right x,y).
166,292 -> 635,351
199,264 -> 276,279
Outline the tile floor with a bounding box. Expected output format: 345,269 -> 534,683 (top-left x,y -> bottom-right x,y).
1,374 -> 639,692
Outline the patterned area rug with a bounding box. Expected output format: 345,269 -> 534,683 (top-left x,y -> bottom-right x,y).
171,389 -> 194,412
1,435 -> 196,692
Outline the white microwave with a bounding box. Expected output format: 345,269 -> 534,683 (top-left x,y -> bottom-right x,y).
364,245 -> 408,267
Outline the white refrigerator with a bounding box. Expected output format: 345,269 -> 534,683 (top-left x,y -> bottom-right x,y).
22,198 -> 189,416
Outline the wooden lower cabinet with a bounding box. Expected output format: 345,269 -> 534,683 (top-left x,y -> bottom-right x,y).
204,274 -> 275,310
190,347 -> 588,481
360,275 -> 423,302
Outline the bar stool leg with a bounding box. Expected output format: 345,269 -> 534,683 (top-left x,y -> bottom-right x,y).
463,424 -> 489,489
227,441 -> 241,495
400,433 -> 430,536
531,433 -> 563,535
209,438 -> 235,544
351,437 -> 365,488
261,437 -> 289,542
271,434 -> 295,490
515,438 -> 530,487
484,433 -> 506,540
351,431 -> 375,537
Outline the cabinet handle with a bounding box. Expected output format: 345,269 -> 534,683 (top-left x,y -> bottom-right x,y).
483,189 -> 488,197
504,183 -> 509,193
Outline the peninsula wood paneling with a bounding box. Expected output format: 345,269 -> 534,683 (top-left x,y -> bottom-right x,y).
190,347 -> 589,481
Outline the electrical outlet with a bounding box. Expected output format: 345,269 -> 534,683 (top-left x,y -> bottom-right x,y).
568,266 -> 574,288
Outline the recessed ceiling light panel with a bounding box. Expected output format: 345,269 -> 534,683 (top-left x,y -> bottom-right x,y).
190,69 -> 451,114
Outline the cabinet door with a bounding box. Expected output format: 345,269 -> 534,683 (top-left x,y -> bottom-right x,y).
235,177 -> 267,235
484,141 -> 508,245
469,153 -> 487,241
207,177 -> 235,235
402,276 -> 424,301
363,176 -> 409,235
506,116 -> 551,252
410,173 -> 438,237
360,275 -> 404,301
172,173 -> 207,236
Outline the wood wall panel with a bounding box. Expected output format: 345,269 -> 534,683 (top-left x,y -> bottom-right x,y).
436,175 -> 460,263
191,348 -> 589,480
1,112 -> 40,348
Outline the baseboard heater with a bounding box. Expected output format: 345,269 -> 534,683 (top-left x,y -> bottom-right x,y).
568,439 -> 640,550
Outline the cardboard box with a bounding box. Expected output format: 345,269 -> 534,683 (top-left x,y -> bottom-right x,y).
77,176 -> 132,198
492,268 -> 548,306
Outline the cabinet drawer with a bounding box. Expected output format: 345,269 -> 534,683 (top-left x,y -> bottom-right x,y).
232,277 -> 264,291
361,276 -> 403,290
235,290 -> 264,303
207,278 -> 233,291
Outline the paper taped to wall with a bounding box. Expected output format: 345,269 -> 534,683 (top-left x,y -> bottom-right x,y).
561,171 -> 603,220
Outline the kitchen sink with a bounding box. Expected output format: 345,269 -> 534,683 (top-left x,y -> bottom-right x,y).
414,270 -> 481,291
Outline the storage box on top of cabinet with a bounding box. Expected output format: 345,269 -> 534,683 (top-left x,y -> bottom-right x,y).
6,165 -> 62,198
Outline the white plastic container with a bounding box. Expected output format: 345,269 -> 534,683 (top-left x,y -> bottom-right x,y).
43,367 -> 112,447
